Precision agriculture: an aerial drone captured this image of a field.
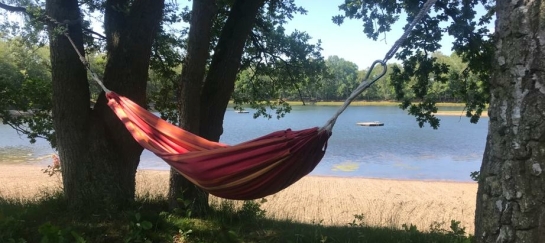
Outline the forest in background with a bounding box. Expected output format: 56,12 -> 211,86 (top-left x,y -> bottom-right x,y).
0,36 -> 482,111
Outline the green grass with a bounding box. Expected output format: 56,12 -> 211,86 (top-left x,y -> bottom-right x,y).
0,194 -> 473,243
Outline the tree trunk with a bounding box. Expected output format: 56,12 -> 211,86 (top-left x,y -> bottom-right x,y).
169,0 -> 218,213
46,0 -> 92,210
474,0 -> 545,242
46,0 -> 164,212
170,0 -> 266,214
199,0 -> 266,141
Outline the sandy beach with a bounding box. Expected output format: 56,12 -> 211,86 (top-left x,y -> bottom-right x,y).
0,164 -> 478,234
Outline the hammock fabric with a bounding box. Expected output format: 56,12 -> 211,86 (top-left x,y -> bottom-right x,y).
106,92 -> 331,200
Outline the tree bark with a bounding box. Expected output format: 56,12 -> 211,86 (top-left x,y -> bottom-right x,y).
474,0 -> 545,241
169,0 -> 218,212
170,0 -> 266,213
199,0 -> 266,141
46,0 -> 164,211
46,0 -> 92,210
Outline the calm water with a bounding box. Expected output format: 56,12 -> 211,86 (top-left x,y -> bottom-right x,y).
0,106 -> 488,181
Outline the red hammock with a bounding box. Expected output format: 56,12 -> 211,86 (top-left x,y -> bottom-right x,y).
106,92 -> 331,200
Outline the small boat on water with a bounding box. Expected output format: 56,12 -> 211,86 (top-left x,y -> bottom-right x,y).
356,121 -> 384,127
235,110 -> 249,113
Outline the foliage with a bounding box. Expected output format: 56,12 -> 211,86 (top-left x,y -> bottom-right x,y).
223,2 -> 328,119
0,215 -> 25,242
319,56 -> 359,101
147,2 -> 186,124
231,51 -> 479,115
38,222 -> 86,243
428,220 -> 471,242
348,213 -> 366,228
0,37 -> 54,145
146,1 -> 328,121
334,0 -> 495,128
469,171 -> 481,182
173,188 -> 196,218
237,199 -> 267,222
124,213 -> 153,243
0,1 -> 49,48
0,32 -> 120,148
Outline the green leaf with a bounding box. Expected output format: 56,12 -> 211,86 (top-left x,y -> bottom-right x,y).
70,231 -> 86,243
140,221 -> 152,230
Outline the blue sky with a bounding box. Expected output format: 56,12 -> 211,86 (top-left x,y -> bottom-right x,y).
282,1 -> 455,70
166,0 -> 462,70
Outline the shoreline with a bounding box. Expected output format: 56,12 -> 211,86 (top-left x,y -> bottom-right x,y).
2,161 -> 478,183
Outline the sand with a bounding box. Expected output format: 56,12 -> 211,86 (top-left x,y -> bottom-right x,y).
0,164 -> 478,234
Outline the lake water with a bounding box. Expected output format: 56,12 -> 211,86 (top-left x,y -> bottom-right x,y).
0,105 -> 488,181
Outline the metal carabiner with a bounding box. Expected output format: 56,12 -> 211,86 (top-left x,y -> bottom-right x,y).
362,60 -> 387,86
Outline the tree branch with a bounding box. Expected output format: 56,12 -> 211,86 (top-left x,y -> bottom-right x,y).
83,28 -> 106,40
248,31 -> 309,104
0,2 -> 28,13
0,3 -> 106,40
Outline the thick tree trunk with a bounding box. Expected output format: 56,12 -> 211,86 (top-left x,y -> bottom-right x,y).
474,0 -> 545,242
46,0 -> 92,210
169,0 -> 218,213
170,0 -> 266,213
90,0 -> 164,209
47,0 -> 164,211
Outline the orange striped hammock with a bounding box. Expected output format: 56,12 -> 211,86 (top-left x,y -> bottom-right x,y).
106,92 -> 331,200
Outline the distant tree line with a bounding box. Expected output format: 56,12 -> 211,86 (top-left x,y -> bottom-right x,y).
0,37 -> 479,119
233,53 -> 482,104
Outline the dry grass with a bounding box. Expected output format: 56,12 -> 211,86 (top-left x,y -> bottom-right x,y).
0,164 -> 61,200
112,170 -> 479,234
0,164 -> 477,234
135,169 -> 170,197
260,177 -> 476,233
